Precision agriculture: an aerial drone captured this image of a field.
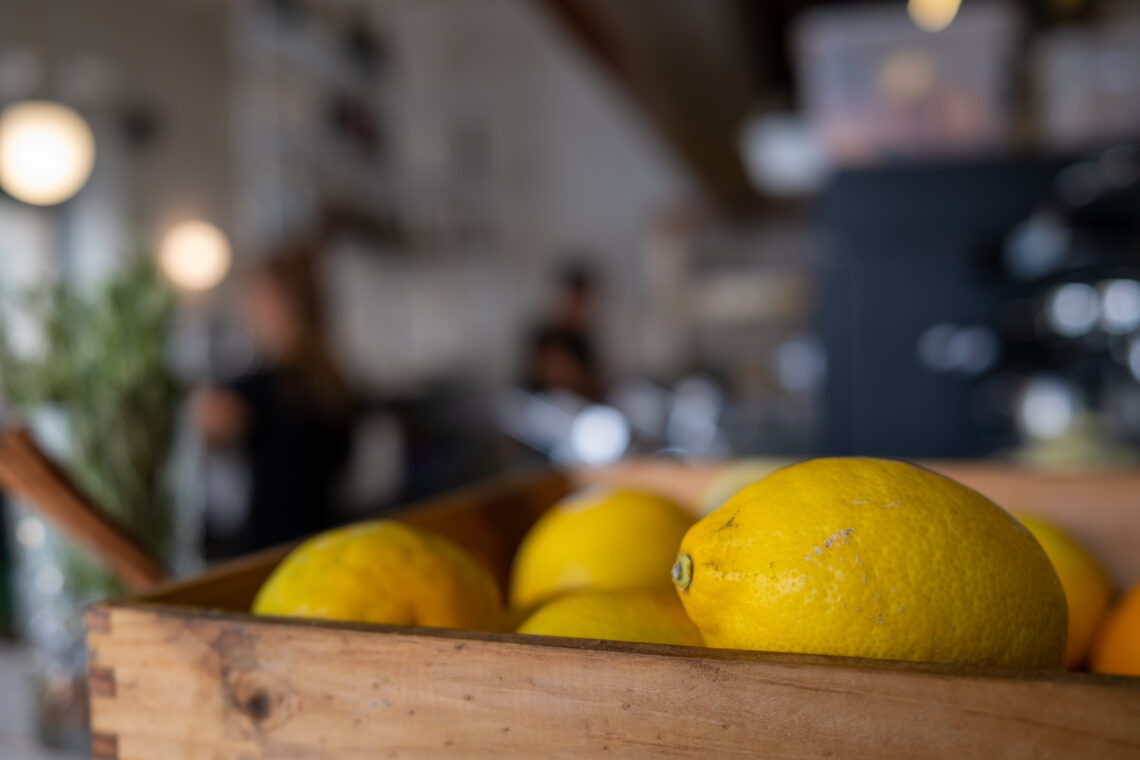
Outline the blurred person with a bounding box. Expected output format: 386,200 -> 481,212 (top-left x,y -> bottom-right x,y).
196,247 -> 353,553
524,262 -> 603,401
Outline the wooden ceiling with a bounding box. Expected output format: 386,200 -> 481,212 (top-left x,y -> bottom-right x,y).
530,0 -> 1102,214
533,0 -> 766,213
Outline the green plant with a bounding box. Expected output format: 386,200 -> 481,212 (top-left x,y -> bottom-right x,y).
0,254 -> 179,595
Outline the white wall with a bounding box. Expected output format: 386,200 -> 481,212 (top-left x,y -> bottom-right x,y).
326,0 -> 695,391
521,0 -> 696,376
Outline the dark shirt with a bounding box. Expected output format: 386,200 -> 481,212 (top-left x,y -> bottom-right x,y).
524,324 -> 601,401
229,367 -> 352,552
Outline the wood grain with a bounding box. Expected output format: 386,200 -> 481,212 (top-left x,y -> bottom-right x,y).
0,427 -> 165,590
91,732 -> 119,760
86,462 -> 1140,758
88,603 -> 1140,760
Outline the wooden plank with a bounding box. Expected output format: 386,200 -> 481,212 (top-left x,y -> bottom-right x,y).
139,469 -> 572,611
91,732 -> 119,760
89,603 -> 1140,760
0,427 -> 166,590
130,543 -> 295,612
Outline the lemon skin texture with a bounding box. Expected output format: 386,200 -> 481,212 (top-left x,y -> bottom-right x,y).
674,458 -> 1067,669
510,489 -> 694,609
253,520 -> 504,631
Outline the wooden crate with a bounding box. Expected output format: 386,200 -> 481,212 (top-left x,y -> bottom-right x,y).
86,462 -> 1140,759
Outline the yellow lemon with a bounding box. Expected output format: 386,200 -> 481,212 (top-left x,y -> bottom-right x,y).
517,588 -> 702,646
509,489 -> 694,609
673,458 -> 1067,669
253,520 -> 503,630
1018,516 -> 1112,668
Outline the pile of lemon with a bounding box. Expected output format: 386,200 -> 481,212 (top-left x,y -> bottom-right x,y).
253,457 -> 1138,674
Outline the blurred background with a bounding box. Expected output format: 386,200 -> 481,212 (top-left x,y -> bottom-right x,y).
0,0 -> 1137,755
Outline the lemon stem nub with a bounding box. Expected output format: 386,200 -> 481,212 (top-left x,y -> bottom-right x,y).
672,552 -> 693,591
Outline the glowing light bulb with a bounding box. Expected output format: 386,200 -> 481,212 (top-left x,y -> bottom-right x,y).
0,100 -> 95,206
159,220 -> 232,292
908,0 -> 962,33
568,405 -> 630,465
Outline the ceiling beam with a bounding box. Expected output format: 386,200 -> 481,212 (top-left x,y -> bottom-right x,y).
531,0 -> 762,214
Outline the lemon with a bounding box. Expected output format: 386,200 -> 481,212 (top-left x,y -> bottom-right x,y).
517,588 -> 702,646
1018,516 -> 1112,668
509,489 -> 694,609
673,458 -> 1067,669
252,520 -> 503,630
